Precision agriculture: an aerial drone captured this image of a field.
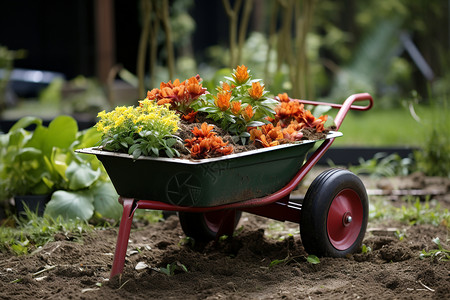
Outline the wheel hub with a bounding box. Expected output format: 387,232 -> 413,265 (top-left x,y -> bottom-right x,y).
342,212 -> 352,226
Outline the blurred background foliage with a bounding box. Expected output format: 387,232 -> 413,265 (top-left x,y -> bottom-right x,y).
0,0 -> 448,151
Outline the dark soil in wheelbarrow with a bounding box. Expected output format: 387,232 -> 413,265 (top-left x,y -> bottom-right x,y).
1,193 -> 449,299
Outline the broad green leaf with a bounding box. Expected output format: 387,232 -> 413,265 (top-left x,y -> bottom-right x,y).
9,116 -> 42,133
9,128 -> 30,147
312,105 -> 332,118
92,181 -> 122,220
66,161 -> 101,190
306,255 -> 320,264
51,150 -> 68,180
24,125 -> 47,149
43,116 -> 78,155
77,127 -> 102,148
260,98 -> 279,105
29,179 -> 53,195
45,190 -> 94,220
196,107 -> 219,113
16,147 -> 42,160
246,121 -> 265,127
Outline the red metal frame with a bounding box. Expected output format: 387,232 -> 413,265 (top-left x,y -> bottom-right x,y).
109,93 -> 373,278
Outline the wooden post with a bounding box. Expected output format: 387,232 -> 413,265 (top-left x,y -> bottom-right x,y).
95,0 -> 115,84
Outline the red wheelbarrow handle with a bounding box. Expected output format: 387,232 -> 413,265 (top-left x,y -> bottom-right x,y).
298,92 -> 374,130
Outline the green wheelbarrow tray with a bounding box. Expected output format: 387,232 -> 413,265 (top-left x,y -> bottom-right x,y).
77,131 -> 342,207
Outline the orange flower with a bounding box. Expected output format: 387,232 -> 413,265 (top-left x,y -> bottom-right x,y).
232,65 -> 250,84
185,122 -> 234,158
231,101 -> 241,115
181,110 -> 198,123
242,105 -> 254,121
214,91 -> 231,111
282,122 -> 304,141
277,93 -> 290,102
222,82 -> 232,92
248,82 -> 264,99
249,128 -> 262,141
186,76 -> 203,97
146,88 -> 160,102
160,87 -> 175,98
275,100 -> 305,125
156,98 -> 172,105
315,115 -> 328,132
191,122 -> 215,138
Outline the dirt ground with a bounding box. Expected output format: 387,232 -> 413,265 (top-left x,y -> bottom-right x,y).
0,170 -> 449,299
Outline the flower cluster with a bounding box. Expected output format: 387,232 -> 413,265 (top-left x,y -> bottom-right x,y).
184,123 -> 233,159
194,65 -> 278,144
95,99 -> 181,158
95,65 -> 331,159
275,93 -> 328,133
146,75 -> 207,119
249,93 -> 328,148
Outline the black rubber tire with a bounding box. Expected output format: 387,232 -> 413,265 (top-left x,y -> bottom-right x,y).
300,168 -> 368,257
178,210 -> 242,242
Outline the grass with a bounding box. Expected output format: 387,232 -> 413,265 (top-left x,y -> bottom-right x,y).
0,208 -> 94,255
333,103 -> 449,147
369,196 -> 450,229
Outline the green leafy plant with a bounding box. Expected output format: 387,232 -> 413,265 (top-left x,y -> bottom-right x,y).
95,98 -> 181,159
306,254 -> 320,264
194,65 -> 278,144
399,198 -> 449,227
360,244 -> 372,254
394,230 -> 406,241
0,116 -> 122,221
419,237 -> 450,262
158,261 -> 188,276
349,152 -> 415,178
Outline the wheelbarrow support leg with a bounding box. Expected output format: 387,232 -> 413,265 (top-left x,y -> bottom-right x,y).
110,197 -> 137,279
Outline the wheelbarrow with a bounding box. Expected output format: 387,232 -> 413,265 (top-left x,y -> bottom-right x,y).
77,93 -> 373,279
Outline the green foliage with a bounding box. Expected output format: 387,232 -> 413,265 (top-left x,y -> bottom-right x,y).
0,116 -> 122,221
369,197 -> 450,229
0,208 -> 93,255
133,209 -> 164,224
399,198 -> 449,227
158,261 -> 188,276
419,237 -> 450,262
360,244 -> 372,254
412,96 -> 450,177
306,255 -> 320,264
349,152 -> 415,178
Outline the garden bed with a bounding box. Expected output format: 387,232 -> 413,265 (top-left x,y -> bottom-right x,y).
0,213 -> 448,299
0,172 -> 448,299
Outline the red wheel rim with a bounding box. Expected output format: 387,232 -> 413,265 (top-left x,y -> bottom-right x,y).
327,189 -> 363,250
204,210 -> 226,232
